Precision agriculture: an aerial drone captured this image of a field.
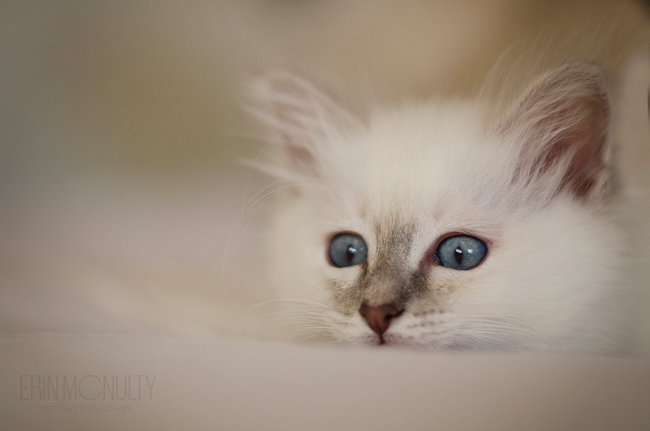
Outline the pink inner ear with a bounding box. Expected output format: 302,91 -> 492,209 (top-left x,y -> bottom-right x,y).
284,143 -> 316,172
536,126 -> 605,198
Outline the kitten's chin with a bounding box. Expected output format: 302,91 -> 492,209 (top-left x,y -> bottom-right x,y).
337,322 -> 522,351
350,332 -> 512,352
352,332 -> 426,349
342,329 -> 426,348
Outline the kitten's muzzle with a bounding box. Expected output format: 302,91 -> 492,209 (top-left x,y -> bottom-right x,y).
359,302 -> 404,342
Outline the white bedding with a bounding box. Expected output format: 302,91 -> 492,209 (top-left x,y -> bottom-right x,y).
2,334 -> 650,431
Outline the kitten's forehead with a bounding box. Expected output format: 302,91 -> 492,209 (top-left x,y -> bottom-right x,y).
353,102 -> 510,221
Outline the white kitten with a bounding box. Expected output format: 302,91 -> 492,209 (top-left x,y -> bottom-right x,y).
252,63 -> 634,353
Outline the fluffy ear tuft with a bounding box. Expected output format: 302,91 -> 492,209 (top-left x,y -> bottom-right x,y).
500,62 -> 611,201
249,72 -> 362,180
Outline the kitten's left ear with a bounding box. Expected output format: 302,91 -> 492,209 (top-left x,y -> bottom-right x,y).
499,62 -> 611,200
250,72 -> 362,180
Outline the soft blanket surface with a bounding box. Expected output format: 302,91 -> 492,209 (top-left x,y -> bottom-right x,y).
2,334 -> 650,431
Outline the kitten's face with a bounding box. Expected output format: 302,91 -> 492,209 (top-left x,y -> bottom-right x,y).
257,65 -> 626,353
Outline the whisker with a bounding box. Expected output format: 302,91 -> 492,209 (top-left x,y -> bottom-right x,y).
234,297 -> 333,341
233,298 -> 328,317
429,316 -> 557,350
457,315 -> 553,339
220,179 -> 292,283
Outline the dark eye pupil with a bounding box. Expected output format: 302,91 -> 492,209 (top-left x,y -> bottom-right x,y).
346,246 -> 357,262
454,247 -> 463,264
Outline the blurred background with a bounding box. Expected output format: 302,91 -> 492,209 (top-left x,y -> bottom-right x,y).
1,0 -> 648,339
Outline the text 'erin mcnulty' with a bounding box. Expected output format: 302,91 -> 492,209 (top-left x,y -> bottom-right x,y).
20,375 -> 156,401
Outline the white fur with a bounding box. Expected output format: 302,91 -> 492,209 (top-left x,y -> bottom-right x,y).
257,64 -> 632,354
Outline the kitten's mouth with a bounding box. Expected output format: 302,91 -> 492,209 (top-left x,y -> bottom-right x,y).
376,337 -> 406,348
364,333 -> 388,346
376,333 -> 399,347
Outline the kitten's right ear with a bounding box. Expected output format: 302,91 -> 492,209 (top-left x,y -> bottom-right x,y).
249,72 -> 362,180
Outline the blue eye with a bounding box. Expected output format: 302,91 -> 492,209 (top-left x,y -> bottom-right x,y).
436,235 -> 487,270
329,233 -> 368,268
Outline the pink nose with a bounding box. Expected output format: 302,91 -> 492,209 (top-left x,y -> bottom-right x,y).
359,302 -> 403,336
